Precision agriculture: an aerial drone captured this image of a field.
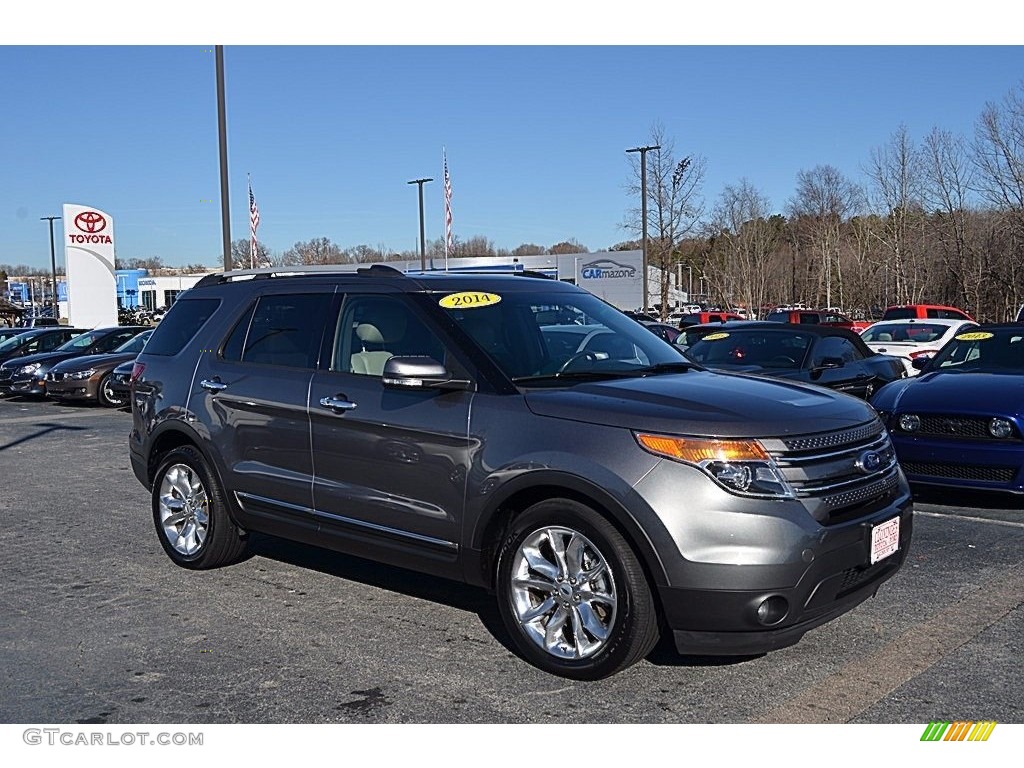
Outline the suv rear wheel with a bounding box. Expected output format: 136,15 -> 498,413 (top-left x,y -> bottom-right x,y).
495,498 -> 659,679
152,446 -> 247,569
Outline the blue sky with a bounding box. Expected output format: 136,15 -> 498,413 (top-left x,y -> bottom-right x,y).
1,42 -> 1021,269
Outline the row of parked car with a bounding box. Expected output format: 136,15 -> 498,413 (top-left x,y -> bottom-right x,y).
0,324 -> 150,406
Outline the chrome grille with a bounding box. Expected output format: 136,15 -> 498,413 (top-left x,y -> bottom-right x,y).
766,420 -> 902,525
781,421 -> 882,452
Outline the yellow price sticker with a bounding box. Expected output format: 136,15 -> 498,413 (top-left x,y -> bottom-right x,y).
438,292 -> 502,310
955,331 -> 994,341
702,332 -> 730,341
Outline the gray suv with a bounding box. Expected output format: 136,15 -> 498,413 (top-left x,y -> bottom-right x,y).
129,266 -> 912,679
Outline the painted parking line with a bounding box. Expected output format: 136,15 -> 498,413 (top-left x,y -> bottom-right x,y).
914,510 -> 1024,529
754,563 -> 1024,723
0,410 -> 125,426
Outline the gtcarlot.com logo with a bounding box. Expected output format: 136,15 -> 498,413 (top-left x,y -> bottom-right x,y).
23,728 -> 203,747
921,721 -> 997,742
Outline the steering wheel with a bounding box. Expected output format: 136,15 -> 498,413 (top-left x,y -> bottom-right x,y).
558,350 -> 599,374
768,355 -> 797,367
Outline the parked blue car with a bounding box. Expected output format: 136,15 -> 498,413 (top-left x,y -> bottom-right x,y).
871,324 -> 1024,495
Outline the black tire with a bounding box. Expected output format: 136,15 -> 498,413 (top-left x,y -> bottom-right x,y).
96,373 -> 124,408
495,498 -> 659,680
151,445 -> 247,569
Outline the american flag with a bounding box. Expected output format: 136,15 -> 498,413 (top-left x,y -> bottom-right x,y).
249,177 -> 260,269
443,149 -> 452,263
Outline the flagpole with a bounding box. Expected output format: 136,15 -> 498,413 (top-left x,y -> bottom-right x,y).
443,147 -> 450,271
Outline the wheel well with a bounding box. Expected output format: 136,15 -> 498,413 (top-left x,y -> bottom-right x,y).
478,485 -> 667,602
147,430 -> 199,483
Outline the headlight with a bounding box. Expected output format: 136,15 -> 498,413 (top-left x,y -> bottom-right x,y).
898,414 -> 920,432
17,362 -> 41,375
69,369 -> 96,380
635,433 -> 794,498
989,418 -> 1013,439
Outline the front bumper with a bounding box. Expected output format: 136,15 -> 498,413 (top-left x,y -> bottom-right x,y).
633,459 -> 913,655
5,375 -> 46,396
45,377 -> 99,401
889,433 -> 1024,493
660,507 -> 912,654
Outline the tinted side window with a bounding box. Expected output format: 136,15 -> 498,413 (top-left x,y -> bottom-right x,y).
813,336 -> 862,365
221,303 -> 257,362
144,298 -> 221,356
242,294 -> 331,369
94,330 -> 140,353
799,313 -> 819,324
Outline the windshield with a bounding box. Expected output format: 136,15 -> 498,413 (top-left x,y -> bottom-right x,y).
927,328 -> 1024,373
0,332 -> 35,352
436,289 -> 687,384
55,330 -> 104,351
686,329 -> 812,369
114,330 -> 153,354
862,323 -> 949,344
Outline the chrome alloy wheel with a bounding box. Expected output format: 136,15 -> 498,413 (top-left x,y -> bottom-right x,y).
508,526 -> 617,660
157,464 -> 210,556
100,376 -> 123,406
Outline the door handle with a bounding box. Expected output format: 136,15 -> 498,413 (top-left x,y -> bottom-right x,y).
319,396 -> 357,412
200,378 -> 228,392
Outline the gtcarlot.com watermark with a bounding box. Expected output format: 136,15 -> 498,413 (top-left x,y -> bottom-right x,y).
23,728 -> 203,747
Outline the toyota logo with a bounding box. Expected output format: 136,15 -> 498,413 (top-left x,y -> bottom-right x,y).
74,211 -> 107,233
855,450 -> 883,474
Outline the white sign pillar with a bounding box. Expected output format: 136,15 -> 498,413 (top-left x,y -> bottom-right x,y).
63,203 -> 117,328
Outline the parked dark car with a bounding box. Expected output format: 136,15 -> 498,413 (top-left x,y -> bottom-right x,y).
871,324 -> 1024,494
0,327 -> 29,344
129,266 -> 911,679
639,321 -> 681,344
45,329 -> 153,407
0,327 -> 85,369
0,326 -> 148,397
683,322 -> 906,399
107,359 -> 135,406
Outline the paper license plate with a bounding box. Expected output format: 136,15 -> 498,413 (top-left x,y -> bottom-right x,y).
870,516 -> 900,564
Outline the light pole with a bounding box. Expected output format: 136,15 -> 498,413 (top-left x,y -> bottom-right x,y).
40,215 -> 61,319
215,45 -> 232,271
407,177 -> 433,270
626,144 -> 660,312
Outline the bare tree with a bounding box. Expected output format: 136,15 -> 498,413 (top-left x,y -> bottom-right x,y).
864,125 -> 927,304
283,237 -> 344,265
230,239 -> 273,270
787,165 -> 863,309
512,243 -> 546,257
708,179 -> 781,318
624,123 -> 707,318
548,239 -> 588,255
973,81 -> 1024,311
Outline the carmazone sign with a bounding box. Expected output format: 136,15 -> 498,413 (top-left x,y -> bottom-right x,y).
63,203 -> 117,328
575,251 -> 643,309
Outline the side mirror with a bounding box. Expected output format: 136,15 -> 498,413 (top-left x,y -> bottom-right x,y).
814,356 -> 845,370
911,356 -> 932,371
381,356 -> 472,391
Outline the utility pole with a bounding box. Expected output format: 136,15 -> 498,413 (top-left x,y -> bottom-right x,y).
215,45 -> 232,271
626,144 -> 660,312
407,178 -> 433,271
40,215 -> 61,318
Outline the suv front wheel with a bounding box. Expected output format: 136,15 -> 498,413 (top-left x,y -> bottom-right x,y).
152,445 -> 247,569
495,498 -> 660,679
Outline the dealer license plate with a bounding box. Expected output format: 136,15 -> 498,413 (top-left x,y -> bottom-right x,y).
870,517 -> 900,564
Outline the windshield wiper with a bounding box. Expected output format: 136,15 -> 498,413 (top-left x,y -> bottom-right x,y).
512,362 -> 697,384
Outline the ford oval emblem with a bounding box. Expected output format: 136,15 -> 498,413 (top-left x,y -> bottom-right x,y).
855,450 -> 883,474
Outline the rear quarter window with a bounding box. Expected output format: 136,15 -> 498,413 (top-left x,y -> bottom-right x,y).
142,298 -> 221,356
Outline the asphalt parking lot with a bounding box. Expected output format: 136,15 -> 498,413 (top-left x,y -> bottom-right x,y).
1,396 -> 1022,724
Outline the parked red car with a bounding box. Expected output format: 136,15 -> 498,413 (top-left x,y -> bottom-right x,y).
881,304 -> 974,321
764,309 -> 872,332
677,311 -> 744,328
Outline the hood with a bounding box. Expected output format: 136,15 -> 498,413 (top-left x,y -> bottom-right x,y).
50,351 -> 137,374
524,369 -> 874,438
0,350 -> 78,370
884,370 -> 1024,417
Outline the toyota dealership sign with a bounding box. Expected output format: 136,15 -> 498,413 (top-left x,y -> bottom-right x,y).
63,203 -> 117,328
